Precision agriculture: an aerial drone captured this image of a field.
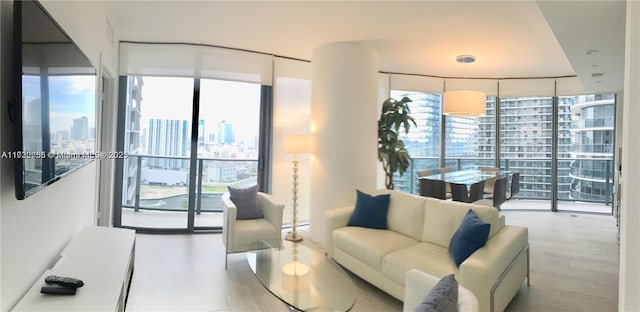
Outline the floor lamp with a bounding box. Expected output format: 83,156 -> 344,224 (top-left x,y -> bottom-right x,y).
284,134 -> 309,242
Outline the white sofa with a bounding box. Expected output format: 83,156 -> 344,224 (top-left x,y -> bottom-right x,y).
325,190 -> 529,312
404,269 -> 478,312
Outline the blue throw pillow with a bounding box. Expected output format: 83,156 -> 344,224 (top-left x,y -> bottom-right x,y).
347,190 -> 390,229
449,209 -> 490,266
228,185 -> 264,220
414,274 -> 458,312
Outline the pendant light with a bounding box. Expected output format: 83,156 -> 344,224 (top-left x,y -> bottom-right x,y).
443,55 -> 486,117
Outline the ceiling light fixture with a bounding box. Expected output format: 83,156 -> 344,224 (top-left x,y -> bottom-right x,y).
442,55 -> 486,117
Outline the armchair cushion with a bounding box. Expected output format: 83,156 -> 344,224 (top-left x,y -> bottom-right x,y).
228,185 -> 263,220
347,190 -> 390,229
449,210 -> 490,266
415,274 -> 459,312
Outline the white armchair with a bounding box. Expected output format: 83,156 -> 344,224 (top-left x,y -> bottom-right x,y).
222,192 -> 284,269
404,269 -> 479,312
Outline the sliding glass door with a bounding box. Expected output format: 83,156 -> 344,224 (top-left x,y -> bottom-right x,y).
115,76 -> 266,232
499,96 -> 554,209
556,94 -> 615,213
119,76 -> 194,230
194,79 -> 262,228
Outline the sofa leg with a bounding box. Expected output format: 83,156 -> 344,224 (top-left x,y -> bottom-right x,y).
527,245 -> 530,287
225,253 -> 228,270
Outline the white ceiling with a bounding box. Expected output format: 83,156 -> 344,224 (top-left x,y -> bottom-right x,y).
106,0 -> 626,93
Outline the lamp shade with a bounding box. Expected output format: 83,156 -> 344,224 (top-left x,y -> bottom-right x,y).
443,90 -> 487,117
284,135 -> 309,154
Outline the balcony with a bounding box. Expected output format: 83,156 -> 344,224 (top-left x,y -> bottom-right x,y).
120,154 -> 258,229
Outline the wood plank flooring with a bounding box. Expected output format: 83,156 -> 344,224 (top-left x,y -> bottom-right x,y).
125,211 -> 618,312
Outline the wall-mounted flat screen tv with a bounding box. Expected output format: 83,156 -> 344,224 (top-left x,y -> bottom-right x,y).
13,0 -> 97,200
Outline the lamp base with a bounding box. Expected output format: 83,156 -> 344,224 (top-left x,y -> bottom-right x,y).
285,232 -> 303,242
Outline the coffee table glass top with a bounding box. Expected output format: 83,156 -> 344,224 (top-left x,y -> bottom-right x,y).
247,239 -> 356,311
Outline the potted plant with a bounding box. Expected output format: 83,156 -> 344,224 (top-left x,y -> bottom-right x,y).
378,96 -> 416,189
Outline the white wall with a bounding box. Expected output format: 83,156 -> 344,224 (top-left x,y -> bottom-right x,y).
0,1 -> 118,311
619,1 -> 640,311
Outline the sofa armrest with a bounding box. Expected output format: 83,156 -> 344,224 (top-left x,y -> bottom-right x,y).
458,225 -> 528,303
221,192 -> 284,248
221,193 -> 238,249
403,269 -> 439,312
257,192 -> 285,232
324,206 -> 355,257
404,269 -> 479,312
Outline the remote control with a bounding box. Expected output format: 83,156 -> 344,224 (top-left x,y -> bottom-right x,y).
44,275 -> 84,289
41,285 -> 76,295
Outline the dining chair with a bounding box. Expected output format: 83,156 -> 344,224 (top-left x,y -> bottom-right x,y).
506,172 -> 521,199
479,167 -> 500,197
419,179 -> 447,200
438,167 -> 454,195
418,169 -> 433,177
479,166 -> 500,171
439,167 -> 454,174
473,177 -> 507,210
450,181 -> 484,203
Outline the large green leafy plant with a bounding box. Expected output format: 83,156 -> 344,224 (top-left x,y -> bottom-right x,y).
378,97 -> 416,189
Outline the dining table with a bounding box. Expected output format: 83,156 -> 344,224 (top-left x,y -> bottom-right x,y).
419,168 -> 514,202
419,168 -> 512,186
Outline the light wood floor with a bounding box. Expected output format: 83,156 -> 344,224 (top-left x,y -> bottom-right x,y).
125,211 -> 618,312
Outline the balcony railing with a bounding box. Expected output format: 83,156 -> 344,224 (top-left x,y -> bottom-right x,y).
121,154 -> 614,213
121,154 -> 258,213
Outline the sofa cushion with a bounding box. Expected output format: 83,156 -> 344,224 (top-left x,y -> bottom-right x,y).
375,190 -> 426,241
382,242 -> 459,286
334,226 -> 418,270
347,190 -> 391,229
449,209 -> 490,266
228,185 -> 263,220
415,274 -> 458,312
422,199 -> 501,248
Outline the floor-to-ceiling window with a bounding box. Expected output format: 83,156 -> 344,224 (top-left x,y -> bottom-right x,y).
444,97 -> 496,170
388,74 -> 616,214
114,43 -> 274,232
195,79 -> 262,227
120,76 -> 194,229
390,90 -> 441,194
499,96 -> 554,205
557,93 -> 615,213
116,76 -> 265,231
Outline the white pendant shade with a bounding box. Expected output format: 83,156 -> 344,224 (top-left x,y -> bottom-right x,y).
443,90 -> 487,117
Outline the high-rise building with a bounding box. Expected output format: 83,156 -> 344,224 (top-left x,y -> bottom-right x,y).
567,94 -> 615,202
122,76 -> 143,207
198,119 -> 205,146
217,120 -> 235,145
147,119 -> 190,169
71,116 -> 89,140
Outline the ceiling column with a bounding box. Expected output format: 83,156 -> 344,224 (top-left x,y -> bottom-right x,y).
309,42 -> 379,243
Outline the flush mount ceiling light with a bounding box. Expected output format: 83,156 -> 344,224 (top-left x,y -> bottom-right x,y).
443,55 -> 487,117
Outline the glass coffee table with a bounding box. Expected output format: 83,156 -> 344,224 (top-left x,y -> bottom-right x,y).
247,239 -> 356,311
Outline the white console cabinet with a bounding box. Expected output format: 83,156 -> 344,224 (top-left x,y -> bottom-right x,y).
12,226 -> 136,311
